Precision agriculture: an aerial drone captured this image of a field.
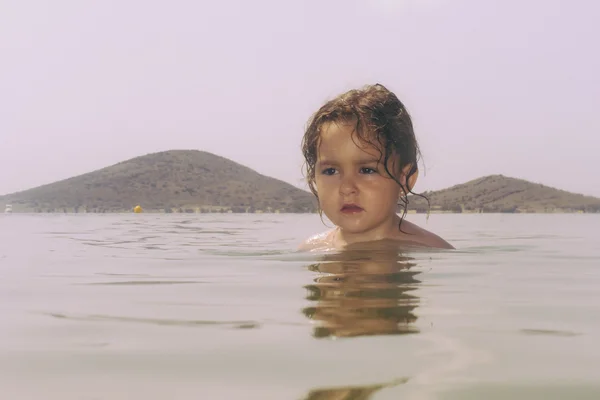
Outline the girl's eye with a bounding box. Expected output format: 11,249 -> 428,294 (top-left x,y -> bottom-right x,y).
321,168 -> 336,175
360,167 -> 377,174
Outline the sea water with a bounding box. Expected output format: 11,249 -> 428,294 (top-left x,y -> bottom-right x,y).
0,213 -> 599,399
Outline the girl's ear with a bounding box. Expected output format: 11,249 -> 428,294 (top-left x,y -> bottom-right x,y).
400,164 -> 419,193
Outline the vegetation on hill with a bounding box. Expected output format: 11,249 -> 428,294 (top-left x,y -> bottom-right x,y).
0,150 -> 317,213
2,155 -> 598,214
406,175 -> 600,213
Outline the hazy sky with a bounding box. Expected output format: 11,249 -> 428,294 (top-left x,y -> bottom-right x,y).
1,0 -> 599,197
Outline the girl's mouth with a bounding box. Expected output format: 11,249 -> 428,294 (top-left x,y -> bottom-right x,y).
340,204 -> 364,214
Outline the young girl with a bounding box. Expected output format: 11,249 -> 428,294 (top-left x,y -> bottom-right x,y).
298,83 -> 453,251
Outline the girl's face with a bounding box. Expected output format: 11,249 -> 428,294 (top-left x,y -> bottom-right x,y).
314,121 -> 408,243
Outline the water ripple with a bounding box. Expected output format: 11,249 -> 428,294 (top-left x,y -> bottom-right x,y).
38,312 -> 260,329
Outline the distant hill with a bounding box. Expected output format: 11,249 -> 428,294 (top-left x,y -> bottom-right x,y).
2,158 -> 598,214
407,175 -> 600,213
0,150 -> 317,213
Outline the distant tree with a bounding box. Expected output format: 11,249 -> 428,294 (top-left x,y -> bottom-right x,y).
450,204 -> 463,213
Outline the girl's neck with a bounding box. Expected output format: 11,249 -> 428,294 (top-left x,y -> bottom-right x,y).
334,215 -> 401,248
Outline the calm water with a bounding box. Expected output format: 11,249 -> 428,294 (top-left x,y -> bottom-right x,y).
1,213 -> 599,399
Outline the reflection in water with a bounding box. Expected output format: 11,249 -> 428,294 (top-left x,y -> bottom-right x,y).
301,241 -> 422,399
302,241 -> 422,339
302,377 -> 409,400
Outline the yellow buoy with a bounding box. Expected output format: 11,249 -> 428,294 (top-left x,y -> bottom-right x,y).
133,205 -> 143,213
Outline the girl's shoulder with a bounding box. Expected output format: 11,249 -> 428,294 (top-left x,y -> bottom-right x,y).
297,229 -> 336,252
397,219 -> 454,249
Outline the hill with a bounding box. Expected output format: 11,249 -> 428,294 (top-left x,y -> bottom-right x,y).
406,175 -> 600,213
2,159 -> 598,214
0,150 -> 317,213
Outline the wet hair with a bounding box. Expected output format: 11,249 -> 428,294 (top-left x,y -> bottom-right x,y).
301,83 -> 429,229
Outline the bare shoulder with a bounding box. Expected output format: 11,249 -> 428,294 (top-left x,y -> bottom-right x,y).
399,219 -> 455,250
297,230 -> 335,252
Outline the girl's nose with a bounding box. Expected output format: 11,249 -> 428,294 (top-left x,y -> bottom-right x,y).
339,174 -> 358,196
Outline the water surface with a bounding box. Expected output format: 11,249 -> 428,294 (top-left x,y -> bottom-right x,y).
1,213 -> 598,399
